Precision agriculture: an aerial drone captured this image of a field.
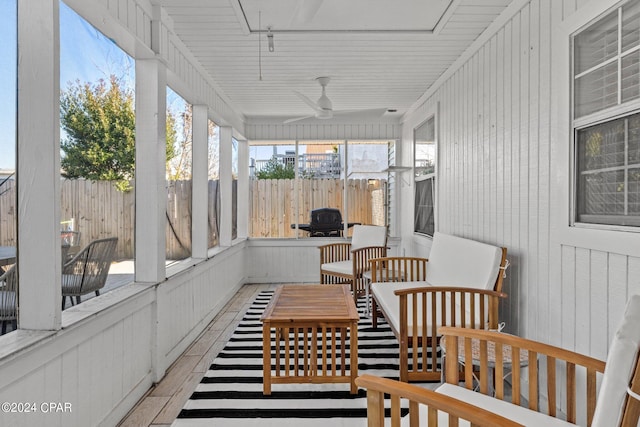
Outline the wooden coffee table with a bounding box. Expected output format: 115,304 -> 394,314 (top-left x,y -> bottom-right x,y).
260,284 -> 360,395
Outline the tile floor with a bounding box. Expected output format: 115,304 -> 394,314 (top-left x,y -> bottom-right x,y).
117,283 -> 278,427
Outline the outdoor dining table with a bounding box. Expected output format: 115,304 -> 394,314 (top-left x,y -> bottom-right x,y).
0,246 -> 16,268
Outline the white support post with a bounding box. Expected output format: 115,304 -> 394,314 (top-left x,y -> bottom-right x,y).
219,126 -> 233,246
135,58 -> 167,283
343,140 -> 349,237
294,140 -> 299,237
191,105 -> 209,259
17,0 -> 61,330
237,138 -> 249,239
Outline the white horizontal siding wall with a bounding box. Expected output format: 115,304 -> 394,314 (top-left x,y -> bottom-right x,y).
0,288 -> 155,427
0,247 -> 245,427
244,121 -> 402,141
157,244 -> 246,371
401,0 -> 640,361
245,238 -> 400,283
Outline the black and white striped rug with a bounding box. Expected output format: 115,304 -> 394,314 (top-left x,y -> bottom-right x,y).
174,290 -> 438,427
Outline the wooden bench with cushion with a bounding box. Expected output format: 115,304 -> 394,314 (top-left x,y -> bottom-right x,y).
370,232 -> 508,382
356,294 -> 640,426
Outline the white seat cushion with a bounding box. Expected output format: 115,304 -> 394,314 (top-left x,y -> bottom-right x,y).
321,260 -> 353,276
592,294 -> 640,427
426,232 -> 502,290
350,225 -> 386,250
432,383 -> 577,427
371,282 -> 487,336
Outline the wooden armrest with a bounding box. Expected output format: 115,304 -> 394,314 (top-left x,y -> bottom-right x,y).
438,326 -> 606,424
318,242 -> 352,264
393,286 -> 507,300
355,374 -> 523,427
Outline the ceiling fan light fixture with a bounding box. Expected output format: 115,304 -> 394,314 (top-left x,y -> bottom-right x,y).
316,92 -> 332,110
316,109 -> 332,119
315,77 -> 332,110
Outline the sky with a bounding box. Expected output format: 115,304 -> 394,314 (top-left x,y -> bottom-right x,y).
0,1 -> 135,170
0,1 -> 16,170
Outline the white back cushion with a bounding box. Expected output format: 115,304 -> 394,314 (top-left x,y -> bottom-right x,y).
592,294 -> 640,427
425,232 -> 502,290
351,225 -> 387,250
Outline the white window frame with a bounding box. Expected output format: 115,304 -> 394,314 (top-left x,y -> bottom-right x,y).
571,1 -> 640,231
413,112 -> 438,237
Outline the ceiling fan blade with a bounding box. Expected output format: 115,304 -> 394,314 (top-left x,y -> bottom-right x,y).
283,115 -> 316,124
293,91 -> 322,112
289,0 -> 323,26
332,107 -> 389,118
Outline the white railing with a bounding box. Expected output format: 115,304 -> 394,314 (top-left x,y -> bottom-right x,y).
251,153 -> 341,178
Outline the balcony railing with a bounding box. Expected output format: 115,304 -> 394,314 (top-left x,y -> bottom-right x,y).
251,153 -> 341,179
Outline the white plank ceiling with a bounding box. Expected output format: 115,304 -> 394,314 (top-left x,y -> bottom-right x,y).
158,0 -> 515,122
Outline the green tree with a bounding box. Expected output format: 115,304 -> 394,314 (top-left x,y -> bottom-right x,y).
60,75 -> 177,191
255,157 -> 295,179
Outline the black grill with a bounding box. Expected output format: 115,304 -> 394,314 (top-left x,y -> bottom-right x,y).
308,208 -> 343,236
291,208 -> 344,237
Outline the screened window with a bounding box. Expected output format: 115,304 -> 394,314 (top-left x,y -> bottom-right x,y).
573,1 -> 640,227
248,140 -> 388,238
59,3 -> 135,305
232,137 -> 238,240
208,121 -> 220,248
0,0 -> 16,334
414,117 -> 436,236
346,141 -> 388,228
166,88 -> 192,263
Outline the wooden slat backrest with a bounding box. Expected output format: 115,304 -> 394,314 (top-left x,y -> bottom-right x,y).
369,256 -> 428,283
395,287 -> 507,382
440,327 -> 606,425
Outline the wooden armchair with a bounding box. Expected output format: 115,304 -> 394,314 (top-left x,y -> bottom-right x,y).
62,237 -> 117,309
356,295 -> 640,426
369,233 -> 509,382
355,374 -> 522,427
319,224 -> 387,300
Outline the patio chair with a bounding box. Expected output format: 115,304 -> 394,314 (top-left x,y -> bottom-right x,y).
319,224 -> 387,300
0,265 -> 17,334
356,294 -> 640,426
62,237 -> 117,309
369,232 -> 509,382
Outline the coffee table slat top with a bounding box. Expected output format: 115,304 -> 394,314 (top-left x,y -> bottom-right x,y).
261,284 -> 359,322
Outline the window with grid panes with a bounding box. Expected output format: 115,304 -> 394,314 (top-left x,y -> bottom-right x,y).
573,1 -> 640,227
414,116 -> 436,236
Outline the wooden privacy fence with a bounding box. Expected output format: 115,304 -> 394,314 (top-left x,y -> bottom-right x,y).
0,179 -> 221,261
0,178 -> 384,259
249,178 -> 385,238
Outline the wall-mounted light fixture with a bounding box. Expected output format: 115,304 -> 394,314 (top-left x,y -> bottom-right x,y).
267,26 -> 274,52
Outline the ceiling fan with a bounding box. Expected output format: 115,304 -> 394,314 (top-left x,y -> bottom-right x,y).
284,77 -> 388,124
